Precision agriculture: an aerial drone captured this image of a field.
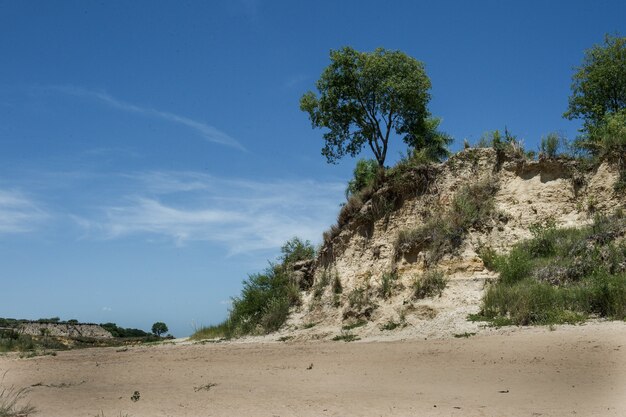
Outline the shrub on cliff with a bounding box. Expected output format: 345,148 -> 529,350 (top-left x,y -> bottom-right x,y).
475,214 -> 626,325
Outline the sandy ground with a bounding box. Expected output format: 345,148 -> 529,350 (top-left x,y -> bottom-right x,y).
1,322 -> 625,417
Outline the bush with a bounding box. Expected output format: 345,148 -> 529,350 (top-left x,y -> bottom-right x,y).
540,132 -> 565,158
413,270 -> 447,299
477,214 -> 626,325
229,265 -> 301,335
280,237 -> 315,266
345,159 -> 379,198
379,271 -> 399,299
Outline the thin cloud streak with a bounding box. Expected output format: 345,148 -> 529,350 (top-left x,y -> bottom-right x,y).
0,189 -> 48,233
49,86 -> 245,151
75,172 -> 345,254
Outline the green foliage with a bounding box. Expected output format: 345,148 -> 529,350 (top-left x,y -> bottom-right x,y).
189,321 -> 231,340
379,320 -> 403,331
280,237 -> 315,266
395,179 -> 498,263
342,319 -> 367,331
379,271 -> 399,299
301,47 -> 449,167
151,322 -> 168,337
575,109 -> 626,162
478,245 -> 498,270
478,214 -> 626,325
540,132 -> 566,158
228,265 -> 300,335
475,128 -> 524,158
564,34 -> 626,131
332,331 -> 360,342
191,236 -> 314,339
100,323 -> 149,338
312,271 -> 331,299
346,159 -> 379,198
413,270 -> 447,299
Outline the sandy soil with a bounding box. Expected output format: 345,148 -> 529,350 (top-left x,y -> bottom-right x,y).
1,322 -> 625,417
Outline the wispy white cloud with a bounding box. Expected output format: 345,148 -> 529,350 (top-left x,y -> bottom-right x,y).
74,171 -> 344,254
0,189 -> 48,234
283,74 -> 308,89
49,86 -> 245,151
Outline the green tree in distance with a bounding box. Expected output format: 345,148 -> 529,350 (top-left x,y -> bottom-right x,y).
151,322 -> 168,337
300,47 -> 449,168
564,34 -> 626,132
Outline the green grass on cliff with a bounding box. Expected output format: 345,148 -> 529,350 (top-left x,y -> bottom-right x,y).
474,213 -> 626,326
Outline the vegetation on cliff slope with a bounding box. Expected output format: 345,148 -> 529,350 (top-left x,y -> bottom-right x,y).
475,213 -> 626,325
191,237 -> 315,339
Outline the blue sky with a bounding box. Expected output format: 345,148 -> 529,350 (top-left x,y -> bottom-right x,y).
1,0 -> 624,336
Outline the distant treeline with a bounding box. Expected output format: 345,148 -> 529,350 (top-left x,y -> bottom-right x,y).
0,317 -> 89,327
99,322 -> 150,338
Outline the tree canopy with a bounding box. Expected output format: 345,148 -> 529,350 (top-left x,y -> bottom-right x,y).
300,47 -> 448,168
151,322 -> 168,337
564,34 -> 626,131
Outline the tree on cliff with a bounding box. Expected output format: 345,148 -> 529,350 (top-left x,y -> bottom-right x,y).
300,47 -> 450,168
564,34 -> 626,132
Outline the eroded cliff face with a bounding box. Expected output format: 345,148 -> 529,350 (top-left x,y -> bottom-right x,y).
16,322 -> 113,339
279,149 -> 623,341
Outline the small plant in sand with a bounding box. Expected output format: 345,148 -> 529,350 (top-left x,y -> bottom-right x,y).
413,270 -> 447,299
0,376 -> 36,417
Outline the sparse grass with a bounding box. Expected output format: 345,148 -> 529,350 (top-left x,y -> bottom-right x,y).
379,319 -> 405,331
332,331 -> 360,342
413,270 -> 447,299
0,377 -> 36,417
313,271 -> 331,299
190,321 -> 232,340
395,179 -> 498,263
347,286 -> 369,310
341,319 -> 367,331
379,271 -> 399,299
477,214 -> 626,325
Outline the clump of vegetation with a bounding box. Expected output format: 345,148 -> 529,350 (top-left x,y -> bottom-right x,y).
312,271 -> 331,299
379,271 -> 399,299
540,132 -> 567,158
413,270 -> 447,299
474,214 -> 626,325
475,128 -> 525,162
453,332 -> 476,338
342,319 -> 367,331
395,179 -> 498,263
150,322 -> 168,337
191,237 -> 315,339
347,286 -> 370,310
379,319 -> 405,331
0,376 -> 36,417
345,159 -> 379,199
100,323 -> 151,338
331,331 -> 360,342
